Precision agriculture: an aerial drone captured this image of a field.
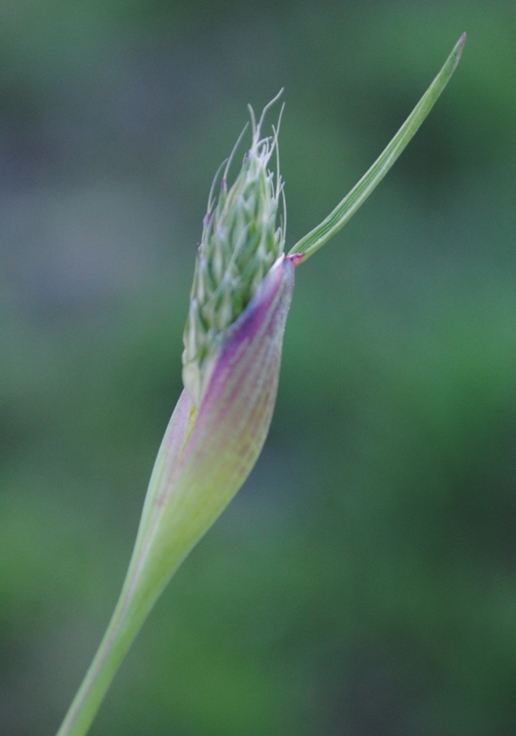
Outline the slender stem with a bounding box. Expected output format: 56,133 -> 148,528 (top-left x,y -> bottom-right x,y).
55,560 -> 154,736
55,396 -> 195,736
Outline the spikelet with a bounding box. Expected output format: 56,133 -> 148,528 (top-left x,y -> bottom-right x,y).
182,93 -> 286,407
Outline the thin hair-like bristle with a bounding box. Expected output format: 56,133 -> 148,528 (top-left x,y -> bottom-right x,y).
256,88 -> 284,139
207,158 -> 228,214
223,121 -> 249,182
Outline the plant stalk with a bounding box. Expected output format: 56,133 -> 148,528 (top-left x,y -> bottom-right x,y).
55,554 -> 157,736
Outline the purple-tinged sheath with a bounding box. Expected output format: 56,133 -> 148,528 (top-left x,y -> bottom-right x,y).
130,256 -> 295,601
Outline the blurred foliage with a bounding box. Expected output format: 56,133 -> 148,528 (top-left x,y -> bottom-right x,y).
1,1 -> 516,735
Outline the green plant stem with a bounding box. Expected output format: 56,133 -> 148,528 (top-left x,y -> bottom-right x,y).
54,396 -> 195,736
55,558 -> 154,736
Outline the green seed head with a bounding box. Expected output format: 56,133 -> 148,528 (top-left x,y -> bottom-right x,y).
182,96 -> 286,407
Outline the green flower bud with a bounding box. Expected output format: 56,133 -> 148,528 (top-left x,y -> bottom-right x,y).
182,95 -> 286,407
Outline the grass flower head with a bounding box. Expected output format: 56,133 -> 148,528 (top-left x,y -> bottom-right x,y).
55,34 -> 465,736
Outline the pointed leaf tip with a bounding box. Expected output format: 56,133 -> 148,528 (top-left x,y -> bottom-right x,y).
288,34 -> 467,262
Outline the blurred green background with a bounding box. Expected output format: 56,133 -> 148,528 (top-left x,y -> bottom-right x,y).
1,1 -> 515,735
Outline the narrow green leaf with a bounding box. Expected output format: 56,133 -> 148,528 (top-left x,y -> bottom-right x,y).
288,33 -> 466,262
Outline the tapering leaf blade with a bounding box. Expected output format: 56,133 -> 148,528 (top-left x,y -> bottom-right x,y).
288,33 -> 466,262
